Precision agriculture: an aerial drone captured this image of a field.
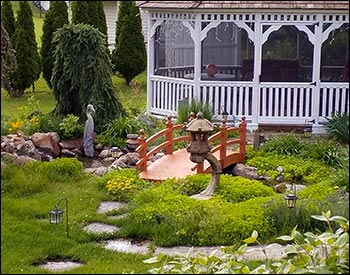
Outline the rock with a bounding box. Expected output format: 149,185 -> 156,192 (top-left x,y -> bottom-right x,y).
98,149 -> 110,159
59,138 -> 83,150
232,163 -> 259,179
60,149 -> 77,158
101,157 -> 115,167
274,183 -> 287,193
32,132 -> 61,157
119,152 -> 140,166
13,155 -> 37,166
137,115 -> 156,128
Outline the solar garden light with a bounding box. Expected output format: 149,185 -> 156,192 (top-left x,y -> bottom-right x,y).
49,197 -> 69,238
110,147 -> 119,158
221,110 -> 229,121
284,183 -> 298,209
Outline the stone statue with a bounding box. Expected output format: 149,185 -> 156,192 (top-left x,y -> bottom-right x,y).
83,104 -> 95,157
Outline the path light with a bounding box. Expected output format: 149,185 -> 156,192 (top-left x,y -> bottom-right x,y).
110,147 -> 119,158
284,183 -> 298,208
49,197 -> 69,238
221,110 -> 229,121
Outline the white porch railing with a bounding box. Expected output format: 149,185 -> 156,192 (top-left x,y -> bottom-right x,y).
148,76 -> 349,129
149,76 -> 194,116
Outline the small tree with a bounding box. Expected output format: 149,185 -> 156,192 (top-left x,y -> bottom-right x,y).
1,1 -> 16,39
41,1 -> 68,88
1,23 -> 17,94
51,24 -> 126,131
111,1 -> 146,85
10,1 -> 41,98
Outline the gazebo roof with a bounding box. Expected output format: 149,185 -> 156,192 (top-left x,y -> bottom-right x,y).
138,1 -> 349,10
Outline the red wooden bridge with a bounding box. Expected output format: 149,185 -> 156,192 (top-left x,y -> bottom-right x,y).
136,116 -> 247,181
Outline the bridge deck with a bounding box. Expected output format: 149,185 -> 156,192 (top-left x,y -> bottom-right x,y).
139,148 -> 242,181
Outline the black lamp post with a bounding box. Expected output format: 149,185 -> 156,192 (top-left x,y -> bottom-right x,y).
221,110 -> 229,121
49,197 -> 69,238
284,183 -> 298,224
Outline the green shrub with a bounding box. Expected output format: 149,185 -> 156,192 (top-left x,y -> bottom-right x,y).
246,153 -> 331,185
122,184 -> 275,246
176,98 -> 213,124
96,116 -> 146,147
98,168 -> 149,202
58,114 -> 84,140
330,154 -> 349,191
259,134 -> 305,156
302,138 -> 346,167
325,112 -> 349,144
32,157 -> 84,182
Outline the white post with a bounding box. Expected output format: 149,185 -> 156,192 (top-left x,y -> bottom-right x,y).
193,14 -> 202,101
146,13 -> 155,115
311,15 -> 324,134
250,14 -> 262,132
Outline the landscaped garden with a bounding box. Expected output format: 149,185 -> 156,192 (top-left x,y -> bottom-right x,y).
1,1 -> 349,274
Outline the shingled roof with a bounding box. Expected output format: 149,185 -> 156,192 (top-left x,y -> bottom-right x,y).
138,1 -> 349,10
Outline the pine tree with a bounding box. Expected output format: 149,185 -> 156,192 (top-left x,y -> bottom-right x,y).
10,1 -> 41,98
1,1 -> 15,39
51,24 -> 126,131
111,1 -> 146,85
1,23 -> 17,95
71,1 -> 90,25
41,1 -> 68,88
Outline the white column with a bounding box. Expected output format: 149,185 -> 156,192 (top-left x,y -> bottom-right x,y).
250,14 -> 262,132
146,13 -> 155,115
311,15 -> 324,134
193,14 -> 202,101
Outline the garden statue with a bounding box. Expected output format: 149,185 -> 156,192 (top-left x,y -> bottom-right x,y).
83,104 -> 95,157
183,112 -> 222,199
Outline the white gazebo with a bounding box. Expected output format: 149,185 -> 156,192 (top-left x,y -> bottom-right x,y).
139,1 -> 349,133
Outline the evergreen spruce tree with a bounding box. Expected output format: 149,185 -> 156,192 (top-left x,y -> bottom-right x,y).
111,1 -> 146,86
1,23 -> 17,95
51,24 -> 126,131
41,1 -> 68,88
71,1 -> 90,25
89,1 -> 107,35
1,1 -> 15,39
10,1 -> 41,98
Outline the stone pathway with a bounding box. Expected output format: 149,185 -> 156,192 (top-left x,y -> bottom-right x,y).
40,201 -> 287,272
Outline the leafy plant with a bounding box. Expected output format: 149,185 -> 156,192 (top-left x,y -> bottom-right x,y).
176,98 -> 214,124
58,114 -> 84,140
259,133 -> 305,156
325,112 -> 349,144
144,211 -> 349,274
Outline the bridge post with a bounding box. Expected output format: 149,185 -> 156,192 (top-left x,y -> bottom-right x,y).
219,118 -> 228,165
239,117 -> 247,157
165,116 -> 173,155
137,129 -> 147,171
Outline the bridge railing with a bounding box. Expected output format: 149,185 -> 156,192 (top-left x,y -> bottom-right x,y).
136,116 -> 247,173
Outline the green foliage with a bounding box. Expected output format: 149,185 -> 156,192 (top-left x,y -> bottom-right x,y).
122,181 -> 275,246
259,133 -> 305,155
330,154 -> 349,192
58,114 -> 84,140
1,23 -> 17,96
325,112 -> 349,144
10,1 -> 41,98
176,98 -> 214,124
96,116 -> 147,147
51,23 -> 126,131
145,211 -> 349,274
111,1 -> 146,85
1,158 -> 84,196
71,1 -> 107,36
246,153 -> 331,185
41,1 -> 69,88
1,1 -> 15,38
302,138 -> 346,167
99,168 -> 149,202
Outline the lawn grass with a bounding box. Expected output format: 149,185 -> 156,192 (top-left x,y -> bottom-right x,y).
1,163 -> 151,274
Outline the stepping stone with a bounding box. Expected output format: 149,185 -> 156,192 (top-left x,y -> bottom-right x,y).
103,239 -> 151,254
107,213 -> 129,220
39,261 -> 83,272
83,222 -> 119,234
96,201 -> 128,214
